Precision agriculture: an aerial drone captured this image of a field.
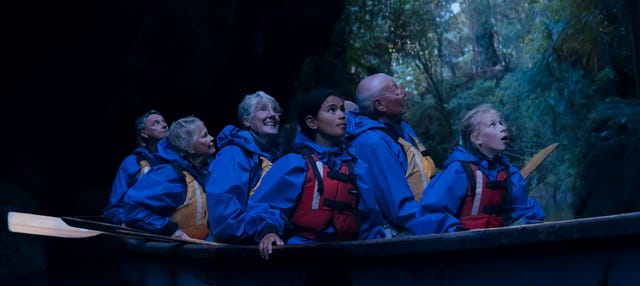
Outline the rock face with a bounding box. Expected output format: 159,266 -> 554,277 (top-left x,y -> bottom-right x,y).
576,99 -> 640,217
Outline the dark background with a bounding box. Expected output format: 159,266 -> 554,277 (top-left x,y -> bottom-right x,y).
3,0 -> 345,215
2,1 -> 345,284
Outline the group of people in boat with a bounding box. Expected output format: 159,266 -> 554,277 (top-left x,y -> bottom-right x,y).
103,72 -> 546,259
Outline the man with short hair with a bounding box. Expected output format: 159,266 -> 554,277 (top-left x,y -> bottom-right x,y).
103,109 -> 169,225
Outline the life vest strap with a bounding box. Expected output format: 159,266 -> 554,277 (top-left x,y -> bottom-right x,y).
485,180 -> 508,189
327,170 -> 351,182
482,205 -> 506,215
323,198 -> 355,212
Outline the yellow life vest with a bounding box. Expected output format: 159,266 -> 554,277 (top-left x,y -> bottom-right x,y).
170,170 -> 209,239
248,156 -> 273,198
397,135 -> 437,201
138,159 -> 151,177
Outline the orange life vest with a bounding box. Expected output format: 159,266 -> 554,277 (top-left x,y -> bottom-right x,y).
249,155 -> 273,198
378,127 -> 437,201
397,135 -> 437,201
169,168 -> 209,239
289,152 -> 360,241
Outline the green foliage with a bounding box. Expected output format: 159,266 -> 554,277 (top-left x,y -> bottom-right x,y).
343,0 -> 396,77
322,0 -> 638,220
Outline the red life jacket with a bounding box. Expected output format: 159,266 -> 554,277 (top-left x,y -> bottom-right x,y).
289,151 -> 360,241
458,162 -> 510,229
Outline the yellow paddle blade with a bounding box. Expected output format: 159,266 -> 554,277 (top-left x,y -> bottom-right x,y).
520,143 -> 559,179
8,212 -> 102,238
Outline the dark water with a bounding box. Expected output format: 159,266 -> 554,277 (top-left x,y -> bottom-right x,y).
2,235 -> 129,286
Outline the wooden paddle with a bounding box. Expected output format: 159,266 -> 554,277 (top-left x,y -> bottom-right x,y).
7,211 -> 226,247
519,142 -> 559,179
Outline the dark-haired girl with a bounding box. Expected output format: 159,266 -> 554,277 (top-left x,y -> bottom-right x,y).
244,87 -> 387,259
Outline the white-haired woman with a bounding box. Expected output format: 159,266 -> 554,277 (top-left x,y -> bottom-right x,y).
205,90 -> 284,243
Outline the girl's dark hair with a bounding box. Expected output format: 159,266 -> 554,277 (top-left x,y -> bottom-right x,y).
297,87 -> 343,139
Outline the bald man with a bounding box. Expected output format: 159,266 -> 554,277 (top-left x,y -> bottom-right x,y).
345,73 -> 438,237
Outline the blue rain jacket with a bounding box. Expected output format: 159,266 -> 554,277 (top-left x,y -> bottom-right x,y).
103,147 -> 158,225
205,125 -> 282,243
244,132 -> 387,244
344,111 -> 442,235
121,139 -> 212,236
419,145 -> 546,233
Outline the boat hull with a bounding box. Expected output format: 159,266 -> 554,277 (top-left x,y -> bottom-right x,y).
118,212 -> 640,285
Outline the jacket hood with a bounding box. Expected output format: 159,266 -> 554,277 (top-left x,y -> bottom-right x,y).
293,132 -> 355,169
216,124 -> 281,158
156,138 -> 211,181
345,111 -> 386,141
444,145 -> 511,169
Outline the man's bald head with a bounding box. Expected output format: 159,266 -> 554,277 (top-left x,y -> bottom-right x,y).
356,73 -> 393,115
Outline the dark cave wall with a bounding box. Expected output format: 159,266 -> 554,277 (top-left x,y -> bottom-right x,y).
2,0 -> 346,216
2,1 -> 346,284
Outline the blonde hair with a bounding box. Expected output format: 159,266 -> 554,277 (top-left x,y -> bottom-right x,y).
167,116 -> 204,155
459,104 -> 504,149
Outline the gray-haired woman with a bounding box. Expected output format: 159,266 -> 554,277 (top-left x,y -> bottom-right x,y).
205,90 -> 284,243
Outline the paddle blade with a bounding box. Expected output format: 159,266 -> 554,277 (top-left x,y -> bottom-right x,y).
7,212 -> 102,238
520,143 -> 559,179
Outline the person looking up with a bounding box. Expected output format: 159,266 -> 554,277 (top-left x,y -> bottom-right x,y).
104,109 -> 168,225
345,73 -> 439,236
244,87 -> 386,259
121,116 -> 216,239
420,103 -> 545,232
205,91 -> 283,243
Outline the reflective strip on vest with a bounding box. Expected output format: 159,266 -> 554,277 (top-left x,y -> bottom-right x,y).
471,169 -> 483,215
312,161 -> 323,209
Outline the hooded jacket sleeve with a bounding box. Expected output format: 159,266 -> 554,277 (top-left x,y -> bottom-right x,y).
205,145 -> 256,243
354,160 -> 388,240
505,165 -> 546,225
103,154 -> 140,225
121,164 -> 186,236
351,129 -> 439,235
419,161 -> 470,233
243,154 -> 307,243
